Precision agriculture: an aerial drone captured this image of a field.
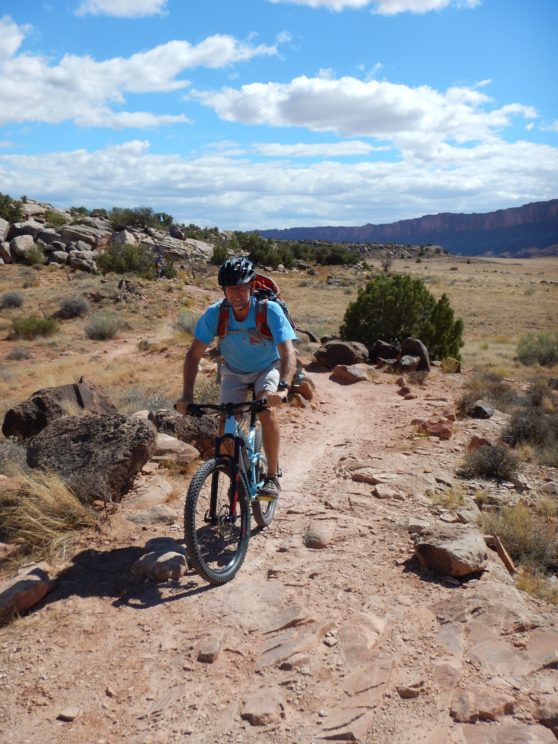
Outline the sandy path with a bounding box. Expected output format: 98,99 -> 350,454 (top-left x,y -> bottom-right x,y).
1,365 -> 553,744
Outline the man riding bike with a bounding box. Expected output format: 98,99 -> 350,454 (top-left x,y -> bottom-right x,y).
175,256 -> 297,500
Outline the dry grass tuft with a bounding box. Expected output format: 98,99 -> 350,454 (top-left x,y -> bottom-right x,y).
0,470 -> 97,564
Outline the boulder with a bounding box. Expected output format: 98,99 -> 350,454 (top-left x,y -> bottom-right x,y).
0,217 -> 9,242
314,340 -> 369,369
369,340 -> 399,363
411,523 -> 488,577
2,377 -> 118,441
8,220 -> 44,240
148,409 -> 218,459
60,224 -> 112,249
330,364 -> 369,385
26,414 -> 156,504
9,234 -> 37,258
0,241 -> 13,263
48,251 -> 69,265
112,229 -> 138,246
400,337 -> 431,371
0,563 -> 54,617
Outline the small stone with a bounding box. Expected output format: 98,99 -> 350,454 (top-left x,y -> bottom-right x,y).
57,706 -> 81,721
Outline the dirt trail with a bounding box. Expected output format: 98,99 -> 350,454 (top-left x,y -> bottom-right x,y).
1,367 -> 555,744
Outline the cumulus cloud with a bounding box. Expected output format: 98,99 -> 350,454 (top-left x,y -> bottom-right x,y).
194,75 -> 537,152
268,0 -> 479,12
0,17 -> 277,128
75,0 -> 168,17
1,138 -> 556,230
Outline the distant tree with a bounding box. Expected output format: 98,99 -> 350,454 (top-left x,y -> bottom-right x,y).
340,274 -> 464,360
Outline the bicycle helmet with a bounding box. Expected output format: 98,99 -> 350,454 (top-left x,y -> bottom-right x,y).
218,256 -> 256,287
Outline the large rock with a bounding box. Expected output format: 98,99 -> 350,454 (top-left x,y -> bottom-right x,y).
2,377 -> 118,441
314,340 -> 369,369
148,409 -> 218,459
400,337 -> 431,370
411,523 -> 488,577
60,224 -> 112,249
329,364 -> 370,385
0,217 -> 9,242
9,233 -> 37,258
369,339 -> 399,363
26,414 -> 156,504
0,563 -> 54,617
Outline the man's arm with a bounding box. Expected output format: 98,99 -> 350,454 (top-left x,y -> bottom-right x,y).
266,339 -> 297,408
175,338 -> 208,414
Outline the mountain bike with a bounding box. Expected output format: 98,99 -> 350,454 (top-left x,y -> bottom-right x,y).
183,398 -> 278,585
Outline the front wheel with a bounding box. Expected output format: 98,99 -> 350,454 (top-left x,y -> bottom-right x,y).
251,427 -> 277,529
184,457 -> 251,585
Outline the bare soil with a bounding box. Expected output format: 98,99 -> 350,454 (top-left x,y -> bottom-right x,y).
1,362 -> 556,744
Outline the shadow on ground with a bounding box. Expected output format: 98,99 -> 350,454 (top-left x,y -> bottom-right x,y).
40,536 -> 212,613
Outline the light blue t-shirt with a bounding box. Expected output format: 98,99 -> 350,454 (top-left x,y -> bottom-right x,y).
195,296 -> 297,374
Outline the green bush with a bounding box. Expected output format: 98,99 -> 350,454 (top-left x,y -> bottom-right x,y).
21,246 -> 46,266
0,192 -> 24,223
460,444 -> 518,481
10,316 -> 58,340
97,242 -> 156,280
44,209 -> 66,228
109,207 -> 172,231
0,292 -> 24,309
340,274 -> 464,359
517,333 -> 558,366
84,312 -> 125,340
211,243 -> 229,266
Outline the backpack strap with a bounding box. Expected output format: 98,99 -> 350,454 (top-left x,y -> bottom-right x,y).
217,299 -> 230,338
255,298 -> 273,340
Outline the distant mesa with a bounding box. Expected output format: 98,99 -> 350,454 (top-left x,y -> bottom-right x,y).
257,199 -> 558,258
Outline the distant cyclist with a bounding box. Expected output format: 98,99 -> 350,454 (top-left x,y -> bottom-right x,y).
175,257 -> 297,500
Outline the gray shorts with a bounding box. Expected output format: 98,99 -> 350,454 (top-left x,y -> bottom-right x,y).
219,361 -> 280,404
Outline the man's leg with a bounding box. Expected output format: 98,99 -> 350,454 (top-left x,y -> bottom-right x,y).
255,364 -> 281,499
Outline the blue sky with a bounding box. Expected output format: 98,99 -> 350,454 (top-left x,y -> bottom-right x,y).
0,0 -> 556,230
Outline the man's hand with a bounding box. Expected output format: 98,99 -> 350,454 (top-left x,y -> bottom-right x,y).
266,390 -> 288,408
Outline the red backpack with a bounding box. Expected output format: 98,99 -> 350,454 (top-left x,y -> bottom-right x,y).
217,273 -> 296,341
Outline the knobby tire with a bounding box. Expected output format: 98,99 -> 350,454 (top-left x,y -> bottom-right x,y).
184,457 -> 250,585
251,426 -> 277,529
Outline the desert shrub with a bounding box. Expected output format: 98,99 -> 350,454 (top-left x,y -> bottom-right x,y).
84,312 -> 125,340
21,246 -> 46,266
441,357 -> 461,373
480,503 -> 557,571
460,444 -> 519,481
340,274 -> 463,360
109,206 -> 173,231
211,242 -> 229,266
56,296 -> 90,319
0,470 -> 96,562
457,370 -> 519,416
517,333 -> 558,367
44,209 -> 66,228
505,408 -> 555,446
0,291 -> 24,309
6,346 -> 32,361
113,384 -> 176,413
0,192 -> 23,223
97,242 -> 156,280
10,316 -> 58,340
177,309 -> 200,335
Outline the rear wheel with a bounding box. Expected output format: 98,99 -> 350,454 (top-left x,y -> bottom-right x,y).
251,426 -> 277,528
184,457 -> 250,585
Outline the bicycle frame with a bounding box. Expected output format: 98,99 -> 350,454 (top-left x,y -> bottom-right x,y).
197,400 -> 267,523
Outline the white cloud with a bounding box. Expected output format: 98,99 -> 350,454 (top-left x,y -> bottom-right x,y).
0,18 -> 278,128
75,0 -> 168,17
0,15 -> 27,61
540,120 -> 558,133
268,0 -> 480,12
194,75 -> 537,152
1,138 -> 556,230
253,140 -> 382,156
